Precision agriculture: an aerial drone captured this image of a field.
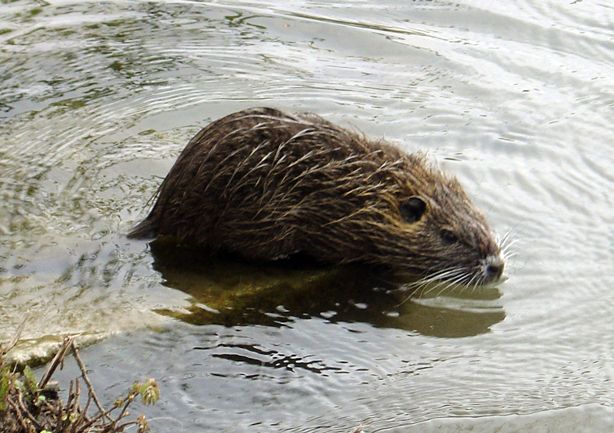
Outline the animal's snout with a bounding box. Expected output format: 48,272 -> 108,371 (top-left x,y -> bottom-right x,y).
484,255 -> 505,282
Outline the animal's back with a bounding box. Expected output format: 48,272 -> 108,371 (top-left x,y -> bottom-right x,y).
129,107 -> 409,262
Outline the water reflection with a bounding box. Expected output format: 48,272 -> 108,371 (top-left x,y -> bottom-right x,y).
150,240 -> 505,337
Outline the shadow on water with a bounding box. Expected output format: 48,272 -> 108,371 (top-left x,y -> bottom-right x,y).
149,240 -> 505,338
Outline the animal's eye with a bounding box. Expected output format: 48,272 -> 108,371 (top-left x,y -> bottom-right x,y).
399,196 -> 426,223
440,229 -> 458,244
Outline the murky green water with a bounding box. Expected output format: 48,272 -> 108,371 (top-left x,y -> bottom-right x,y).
1,0 -> 613,431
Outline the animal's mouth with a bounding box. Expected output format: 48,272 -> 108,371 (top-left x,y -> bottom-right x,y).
396,269 -> 507,303
477,273 -> 508,289
397,258 -> 508,299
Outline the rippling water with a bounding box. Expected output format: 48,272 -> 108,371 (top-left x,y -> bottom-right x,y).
1,0 -> 613,431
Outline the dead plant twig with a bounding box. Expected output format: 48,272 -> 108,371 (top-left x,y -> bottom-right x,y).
1,333 -> 160,433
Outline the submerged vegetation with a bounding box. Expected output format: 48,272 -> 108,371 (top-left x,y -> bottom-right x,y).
0,325 -> 159,433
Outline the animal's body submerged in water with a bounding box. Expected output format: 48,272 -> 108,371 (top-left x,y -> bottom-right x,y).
130,107 -> 505,287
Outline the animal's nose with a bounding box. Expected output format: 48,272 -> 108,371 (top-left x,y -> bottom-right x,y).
485,257 -> 504,281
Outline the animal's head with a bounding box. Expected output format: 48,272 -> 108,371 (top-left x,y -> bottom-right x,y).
356,153 -> 506,288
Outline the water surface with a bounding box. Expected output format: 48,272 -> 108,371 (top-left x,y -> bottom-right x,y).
1,0 -> 613,431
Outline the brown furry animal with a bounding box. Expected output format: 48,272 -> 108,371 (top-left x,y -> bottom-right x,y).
130,107 -> 506,286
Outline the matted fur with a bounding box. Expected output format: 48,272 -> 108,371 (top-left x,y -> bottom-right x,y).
130,107 -> 503,285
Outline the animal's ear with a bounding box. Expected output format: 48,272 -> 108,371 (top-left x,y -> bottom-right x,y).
399,196 -> 427,223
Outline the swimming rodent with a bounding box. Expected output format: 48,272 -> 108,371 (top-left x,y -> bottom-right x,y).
129,107 -> 505,286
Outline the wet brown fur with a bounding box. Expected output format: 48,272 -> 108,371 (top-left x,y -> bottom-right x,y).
130,107 -> 502,283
